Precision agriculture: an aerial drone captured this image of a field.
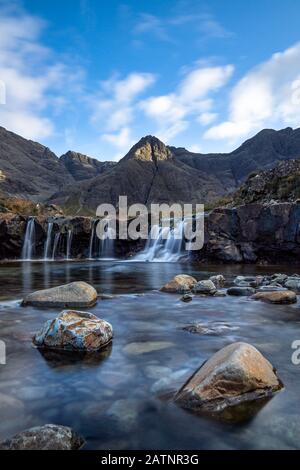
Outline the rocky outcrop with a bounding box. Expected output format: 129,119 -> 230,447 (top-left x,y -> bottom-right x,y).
252,290 -> 297,304
175,342 -> 282,414
161,274 -> 197,293
33,310 -> 113,352
230,159 -> 300,206
60,151 -> 116,181
22,282 -> 98,308
193,202 -> 300,264
0,424 -> 84,450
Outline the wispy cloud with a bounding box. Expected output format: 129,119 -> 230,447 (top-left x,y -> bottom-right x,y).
204,42 -> 300,144
133,10 -> 233,44
90,72 -> 156,154
0,2 -> 84,140
139,64 -> 234,142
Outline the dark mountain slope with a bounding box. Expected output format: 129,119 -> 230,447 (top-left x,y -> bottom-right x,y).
60,151 -> 116,181
172,127 -> 300,193
50,136 -> 223,213
0,127 -> 74,201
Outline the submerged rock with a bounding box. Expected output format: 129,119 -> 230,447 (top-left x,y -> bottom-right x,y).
33,310 -> 113,352
209,275 -> 226,288
233,275 -> 263,288
161,275 -> 197,293
180,294 -> 193,303
227,286 -> 256,296
123,341 -> 174,355
175,342 -> 282,414
22,281 -> 98,308
252,290 -> 297,304
0,424 -> 85,450
183,322 -> 239,336
193,280 -> 217,296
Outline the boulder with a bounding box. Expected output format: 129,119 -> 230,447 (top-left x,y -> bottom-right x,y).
175,342 -> 282,413
233,275 -> 263,288
0,424 -> 84,450
257,286 -> 288,292
193,280 -> 217,295
161,274 -> 197,293
270,273 -> 288,285
252,290 -> 297,304
209,275 -> 226,288
284,277 -> 300,293
22,281 -> 98,308
33,310 -> 113,352
227,287 -> 256,296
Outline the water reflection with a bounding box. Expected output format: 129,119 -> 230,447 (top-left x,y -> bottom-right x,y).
0,261 -> 300,449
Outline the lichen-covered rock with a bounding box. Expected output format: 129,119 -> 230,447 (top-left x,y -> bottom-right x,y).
161,274 -> 197,293
175,342 -> 282,413
209,275 -> 226,288
33,310 -> 113,352
252,290 -> 297,304
0,424 -> 85,450
193,280 -> 217,295
227,287 -> 256,296
22,281 -> 98,308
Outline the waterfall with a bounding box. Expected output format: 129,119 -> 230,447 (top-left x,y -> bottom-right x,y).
22,218 -> 36,261
135,220 -> 187,262
99,226 -> 115,259
44,222 -> 53,260
66,229 -> 73,260
52,232 -> 60,260
89,220 -> 96,259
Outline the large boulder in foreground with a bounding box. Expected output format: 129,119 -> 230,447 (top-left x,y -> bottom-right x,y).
0,424 -> 84,450
252,290 -> 297,304
33,310 -> 113,352
175,342 -> 282,413
161,275 -> 197,293
22,281 -> 97,308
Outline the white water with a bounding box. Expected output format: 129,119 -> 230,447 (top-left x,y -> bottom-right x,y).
43,222 -> 53,260
134,220 -> 187,262
21,218 -> 36,261
66,229 -> 73,260
89,220 -> 96,259
52,233 -> 60,260
99,226 -> 115,259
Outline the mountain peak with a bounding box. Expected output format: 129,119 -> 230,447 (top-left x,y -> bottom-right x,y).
124,135 -> 173,163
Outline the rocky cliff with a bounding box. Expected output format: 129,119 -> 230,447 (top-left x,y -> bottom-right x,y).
195,202 -> 300,264
1,202 -> 300,264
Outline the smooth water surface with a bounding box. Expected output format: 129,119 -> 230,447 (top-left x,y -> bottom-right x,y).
0,261 -> 300,449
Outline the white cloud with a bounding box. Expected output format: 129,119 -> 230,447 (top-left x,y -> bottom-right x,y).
0,4 -> 83,141
140,65 -> 233,142
197,112 -> 218,126
205,43 -> 300,143
102,127 -> 133,149
133,10 -> 232,43
90,72 -> 156,149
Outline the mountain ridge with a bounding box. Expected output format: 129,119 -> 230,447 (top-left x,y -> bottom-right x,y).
2,125 -> 300,214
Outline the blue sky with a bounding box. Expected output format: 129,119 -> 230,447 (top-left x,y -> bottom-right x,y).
1,0 -> 300,160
